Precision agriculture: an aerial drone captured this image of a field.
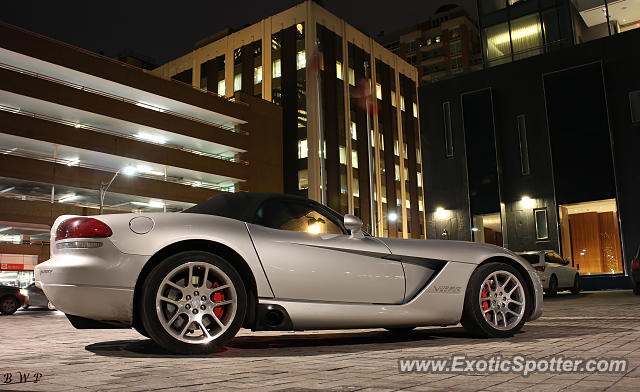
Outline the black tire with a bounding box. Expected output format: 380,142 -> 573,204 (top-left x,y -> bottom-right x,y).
140,251 -> 247,355
133,322 -> 150,338
546,275 -> 558,296
0,295 -> 20,315
461,262 -> 530,338
570,274 -> 581,294
633,283 -> 640,296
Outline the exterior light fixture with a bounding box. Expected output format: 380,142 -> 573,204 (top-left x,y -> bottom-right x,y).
521,196 -> 534,208
387,212 -> 398,222
471,227 -> 479,232
122,166 -> 137,176
435,207 -> 449,220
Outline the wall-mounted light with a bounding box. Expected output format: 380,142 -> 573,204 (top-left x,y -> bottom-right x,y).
387,212 -> 398,222
521,196 -> 535,208
471,227 -> 479,232
435,207 -> 450,220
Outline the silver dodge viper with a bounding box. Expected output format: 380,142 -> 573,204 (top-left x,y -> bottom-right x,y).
35,192 -> 543,354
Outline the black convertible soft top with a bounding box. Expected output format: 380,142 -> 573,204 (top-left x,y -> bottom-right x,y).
182,192 -> 312,224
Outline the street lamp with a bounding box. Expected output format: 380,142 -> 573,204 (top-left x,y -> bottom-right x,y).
99,166 -> 135,214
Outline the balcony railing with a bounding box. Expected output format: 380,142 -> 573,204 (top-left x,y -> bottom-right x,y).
0,62 -> 248,134
0,104 -> 248,165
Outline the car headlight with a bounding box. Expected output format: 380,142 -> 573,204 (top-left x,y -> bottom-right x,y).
20,289 -> 28,296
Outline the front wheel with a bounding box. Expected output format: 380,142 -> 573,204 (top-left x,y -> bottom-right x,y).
461,262 -> 529,338
1,295 -> 20,315
140,251 -> 247,355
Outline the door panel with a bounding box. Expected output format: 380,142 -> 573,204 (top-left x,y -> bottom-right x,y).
248,224 -> 405,304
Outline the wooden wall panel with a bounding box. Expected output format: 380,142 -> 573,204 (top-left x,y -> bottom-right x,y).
598,211 -> 624,273
569,212 -> 603,273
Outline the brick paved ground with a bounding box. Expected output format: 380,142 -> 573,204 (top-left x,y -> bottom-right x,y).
1,290 -> 639,392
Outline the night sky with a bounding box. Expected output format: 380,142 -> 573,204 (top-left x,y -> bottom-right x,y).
2,0 -> 477,66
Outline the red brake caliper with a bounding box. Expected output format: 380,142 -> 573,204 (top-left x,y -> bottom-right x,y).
211,282 -> 225,319
481,286 -> 490,311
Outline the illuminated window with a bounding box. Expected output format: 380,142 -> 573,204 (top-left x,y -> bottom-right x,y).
336,61 -> 343,80
298,139 -> 308,159
510,14 -> 543,60
296,50 -> 306,70
400,96 -> 405,111
217,80 -> 226,96
484,22 -> 511,65
298,169 -> 308,190
352,177 -> 359,197
339,146 -> 346,164
350,121 -> 357,140
435,36 -> 441,43
351,150 -> 358,168
348,67 -> 355,86
395,164 -> 400,181
391,90 -> 396,107
375,83 -> 382,100
233,73 -> 242,92
413,102 -> 418,118
371,130 -> 375,147
394,140 -> 399,156
417,171 -> 422,186
272,59 -> 282,78
254,66 -> 263,84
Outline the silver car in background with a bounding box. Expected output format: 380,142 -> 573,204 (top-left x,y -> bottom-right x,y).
36,193 -> 543,354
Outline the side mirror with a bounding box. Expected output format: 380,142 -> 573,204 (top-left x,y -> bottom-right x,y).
344,214 -> 364,239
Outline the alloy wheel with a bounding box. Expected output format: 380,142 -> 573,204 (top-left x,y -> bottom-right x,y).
155,262 -> 237,344
478,270 -> 526,331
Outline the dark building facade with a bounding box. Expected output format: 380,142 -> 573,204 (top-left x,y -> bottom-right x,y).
420,28 -> 640,289
478,0 -> 640,67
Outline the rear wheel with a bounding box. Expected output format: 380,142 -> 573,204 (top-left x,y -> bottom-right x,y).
570,274 -> 581,294
547,275 -> 558,296
461,262 -> 529,338
0,295 -> 20,315
140,251 -> 247,355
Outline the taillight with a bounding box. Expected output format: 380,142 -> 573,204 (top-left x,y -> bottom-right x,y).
632,258 -> 640,271
534,265 -> 546,272
55,217 -> 112,241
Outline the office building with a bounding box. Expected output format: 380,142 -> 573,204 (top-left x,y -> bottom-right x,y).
419,27 -> 640,289
154,0 -> 426,239
479,0 -> 640,67
380,4 -> 483,84
0,22 -> 282,285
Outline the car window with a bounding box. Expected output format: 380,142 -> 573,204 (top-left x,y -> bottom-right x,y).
256,199 -> 344,234
520,254 -> 540,264
545,252 -> 564,264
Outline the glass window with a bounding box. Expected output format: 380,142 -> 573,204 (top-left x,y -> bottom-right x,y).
298,139 -> 308,159
254,66 -> 263,85
510,14 -> 543,60
443,101 -> 454,157
350,121 -> 357,140
481,0 -> 507,14
233,73 -> 242,92
272,59 -> 282,78
336,61 -> 343,80
296,50 -> 306,70
339,146 -> 346,165
450,41 -> 462,55
400,96 -> 405,111
217,80 -> 226,97
391,90 -> 396,107
351,150 -> 358,168
535,208 -> 549,240
348,67 -> 355,86
517,114 -> 530,175
255,200 -> 343,234
298,169 -> 308,190
484,22 -> 511,66
375,83 -> 382,100
412,102 -> 418,118
545,251 -> 564,264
